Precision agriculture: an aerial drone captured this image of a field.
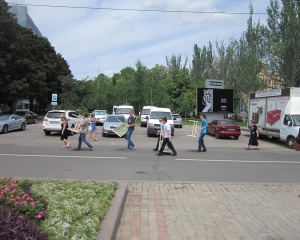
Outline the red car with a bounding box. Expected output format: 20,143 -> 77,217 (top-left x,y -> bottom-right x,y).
207,119 -> 241,139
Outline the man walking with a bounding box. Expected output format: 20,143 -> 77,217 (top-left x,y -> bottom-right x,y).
74,113 -> 93,151
125,111 -> 135,151
197,113 -> 207,152
157,117 -> 177,156
153,118 -> 163,151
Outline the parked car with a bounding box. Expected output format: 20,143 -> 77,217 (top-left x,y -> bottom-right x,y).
172,114 -> 183,128
207,119 -> 241,139
92,110 -> 108,125
15,111 -> 38,124
0,114 -> 26,134
42,110 -> 79,135
102,115 -> 125,137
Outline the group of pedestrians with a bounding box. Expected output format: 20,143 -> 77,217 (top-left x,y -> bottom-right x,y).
59,110 -> 300,153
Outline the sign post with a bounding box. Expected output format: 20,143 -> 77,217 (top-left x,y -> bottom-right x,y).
52,94 -> 57,110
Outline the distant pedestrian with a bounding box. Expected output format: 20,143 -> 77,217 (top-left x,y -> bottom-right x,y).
89,113 -> 98,141
157,117 -> 177,156
60,115 -> 70,148
125,111 -> 135,151
153,118 -> 163,151
74,113 -> 93,151
246,119 -> 259,150
197,113 -> 207,152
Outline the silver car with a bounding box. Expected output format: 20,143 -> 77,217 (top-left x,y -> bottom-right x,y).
172,114 -> 183,128
102,115 -> 125,137
0,114 -> 26,134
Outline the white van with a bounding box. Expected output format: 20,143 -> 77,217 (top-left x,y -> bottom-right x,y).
115,105 -> 134,121
147,107 -> 174,137
140,105 -> 157,127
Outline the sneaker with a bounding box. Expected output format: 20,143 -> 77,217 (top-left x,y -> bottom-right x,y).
130,144 -> 135,150
202,149 -> 207,152
156,153 -> 162,156
74,148 -> 80,151
171,152 -> 177,156
153,148 -> 158,151
89,147 -> 93,151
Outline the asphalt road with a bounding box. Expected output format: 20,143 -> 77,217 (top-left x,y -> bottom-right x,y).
0,122 -> 299,183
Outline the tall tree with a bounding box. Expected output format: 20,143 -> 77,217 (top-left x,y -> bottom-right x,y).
266,0 -> 300,87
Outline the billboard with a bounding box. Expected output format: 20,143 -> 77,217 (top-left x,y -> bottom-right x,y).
196,88 -> 234,113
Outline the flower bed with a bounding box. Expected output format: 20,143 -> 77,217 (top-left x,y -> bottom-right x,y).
0,177 -> 118,240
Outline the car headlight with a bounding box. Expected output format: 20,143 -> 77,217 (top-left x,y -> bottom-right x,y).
103,126 -> 111,130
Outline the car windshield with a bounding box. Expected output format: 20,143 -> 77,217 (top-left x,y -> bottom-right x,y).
94,111 -> 105,115
220,120 -> 236,125
292,115 -> 300,126
106,116 -> 125,122
142,109 -> 151,115
150,112 -> 172,120
0,115 -> 10,121
172,114 -> 181,118
116,108 -> 133,114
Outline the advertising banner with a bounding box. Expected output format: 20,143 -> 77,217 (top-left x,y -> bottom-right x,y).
266,96 -> 289,129
249,98 -> 266,128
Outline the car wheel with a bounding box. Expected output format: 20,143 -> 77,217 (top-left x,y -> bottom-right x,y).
234,136 -> 239,139
2,125 -> 8,134
34,119 -> 37,124
180,125 -> 182,128
147,132 -> 151,137
44,130 -> 51,135
20,123 -> 26,131
215,131 -> 220,139
287,136 -> 295,149
102,133 -> 106,137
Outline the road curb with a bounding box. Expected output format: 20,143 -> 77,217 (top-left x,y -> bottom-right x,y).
97,182 -> 128,240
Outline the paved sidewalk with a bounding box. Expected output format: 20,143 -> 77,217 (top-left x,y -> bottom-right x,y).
116,182 -> 300,240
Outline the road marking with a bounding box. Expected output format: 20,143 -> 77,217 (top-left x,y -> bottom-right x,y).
176,159 -> 300,164
0,154 -> 127,159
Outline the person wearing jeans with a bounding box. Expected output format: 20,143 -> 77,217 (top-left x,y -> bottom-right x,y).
125,111 -> 135,151
74,113 -> 93,151
197,113 -> 207,152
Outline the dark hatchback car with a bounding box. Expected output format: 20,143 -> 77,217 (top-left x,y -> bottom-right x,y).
15,111 -> 38,124
207,119 -> 241,139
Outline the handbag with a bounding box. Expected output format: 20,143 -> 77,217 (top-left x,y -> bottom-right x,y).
88,126 -> 92,131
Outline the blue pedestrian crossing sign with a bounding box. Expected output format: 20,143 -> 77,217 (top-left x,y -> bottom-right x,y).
52,94 -> 57,102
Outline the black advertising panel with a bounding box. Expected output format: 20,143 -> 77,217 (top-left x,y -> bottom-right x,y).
197,88 -> 234,113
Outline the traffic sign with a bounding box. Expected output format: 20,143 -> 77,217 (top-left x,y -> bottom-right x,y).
52,94 -> 57,102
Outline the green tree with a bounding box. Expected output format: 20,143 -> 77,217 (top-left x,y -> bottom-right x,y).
266,0 -> 300,87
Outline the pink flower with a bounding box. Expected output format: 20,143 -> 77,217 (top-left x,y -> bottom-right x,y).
30,202 -> 35,206
12,189 -> 17,193
11,183 -> 17,187
37,211 -> 44,219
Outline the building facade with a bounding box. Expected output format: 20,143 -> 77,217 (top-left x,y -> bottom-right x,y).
9,5 -> 42,37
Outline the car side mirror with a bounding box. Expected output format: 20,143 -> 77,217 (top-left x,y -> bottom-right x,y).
173,117 -> 176,120
287,120 -> 292,126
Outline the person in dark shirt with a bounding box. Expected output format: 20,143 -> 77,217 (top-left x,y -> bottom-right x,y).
246,119 -> 259,150
125,111 -> 135,151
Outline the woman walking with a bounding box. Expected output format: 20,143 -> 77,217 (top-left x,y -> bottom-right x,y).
246,119 -> 259,150
61,115 -> 70,148
89,113 -> 98,141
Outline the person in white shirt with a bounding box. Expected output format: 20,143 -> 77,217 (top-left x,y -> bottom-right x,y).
157,117 -> 177,156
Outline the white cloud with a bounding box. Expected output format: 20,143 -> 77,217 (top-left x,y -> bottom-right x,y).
6,0 -> 269,79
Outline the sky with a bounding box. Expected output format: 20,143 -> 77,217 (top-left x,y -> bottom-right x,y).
6,0 -> 270,80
